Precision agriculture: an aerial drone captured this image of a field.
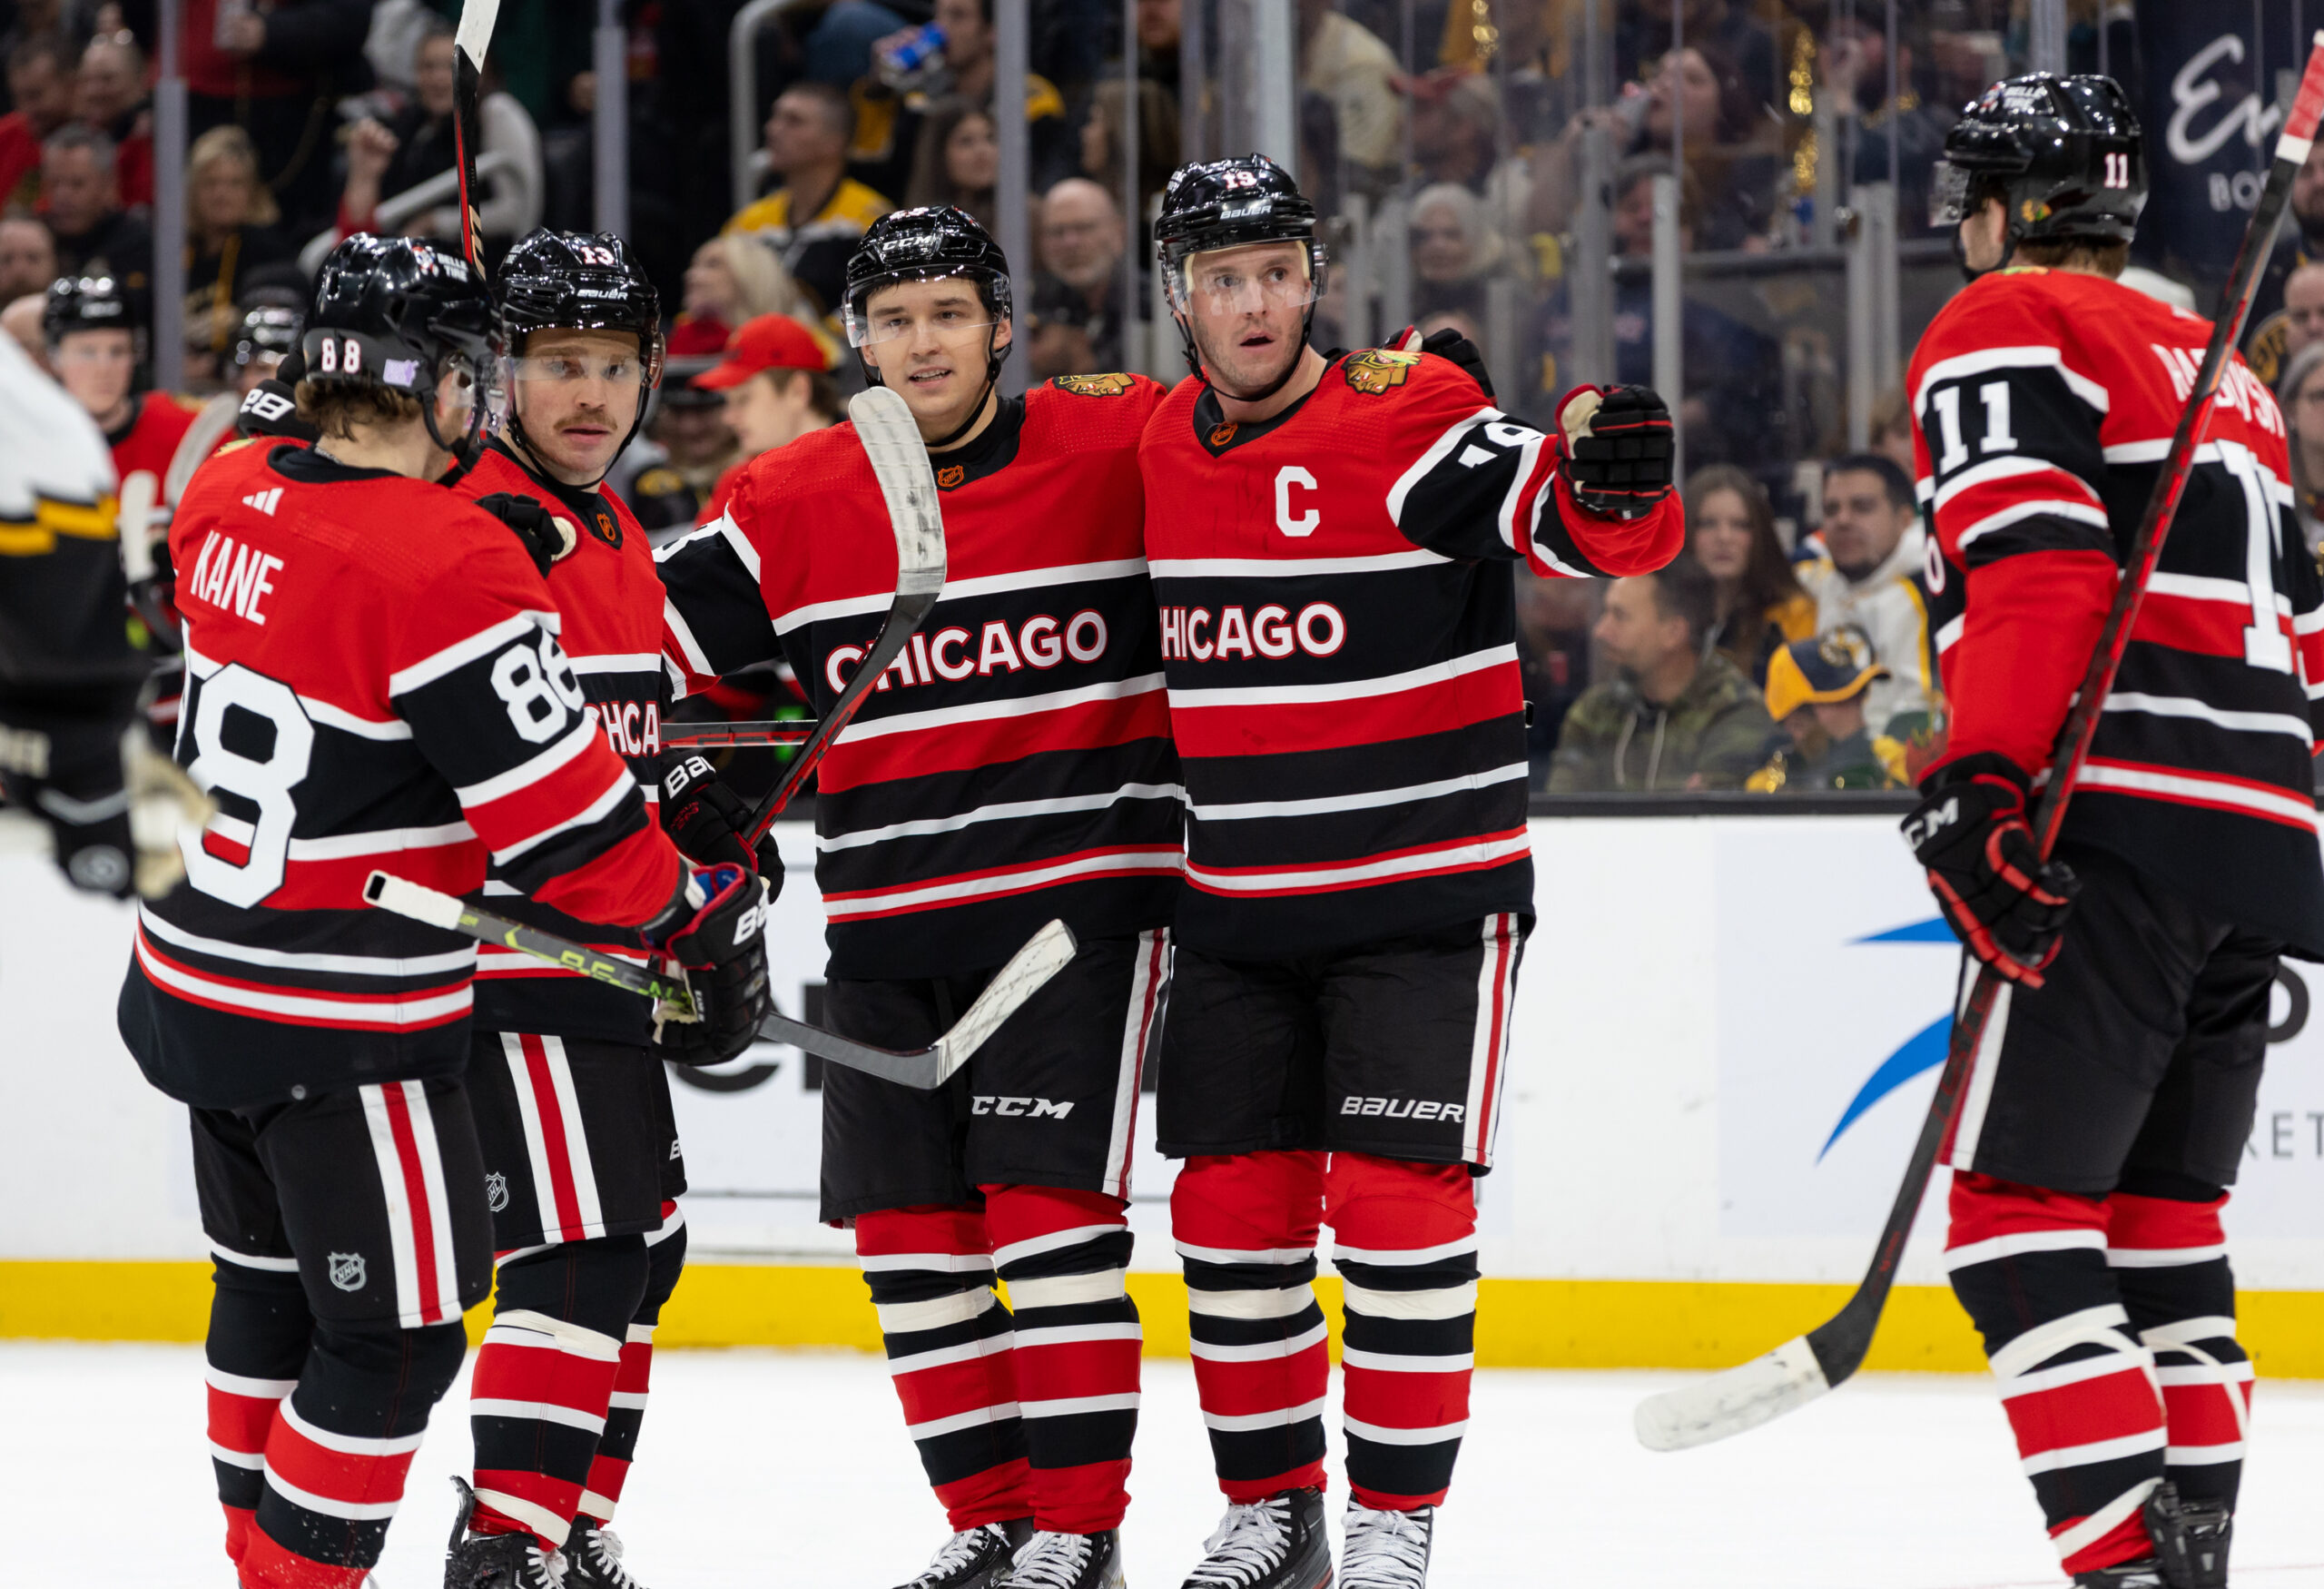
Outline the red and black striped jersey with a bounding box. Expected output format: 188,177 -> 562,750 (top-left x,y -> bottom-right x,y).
1909,266 -> 2324,955
107,390 -> 204,537
658,376 -> 1181,979
1140,349 -> 1685,958
454,441 -> 672,1044
120,439 -> 685,1110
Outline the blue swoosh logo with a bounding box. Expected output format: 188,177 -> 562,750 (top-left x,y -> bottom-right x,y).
1815,916 -> 1956,1161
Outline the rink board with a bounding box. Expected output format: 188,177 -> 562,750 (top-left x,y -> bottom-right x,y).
6,814 -> 2324,1371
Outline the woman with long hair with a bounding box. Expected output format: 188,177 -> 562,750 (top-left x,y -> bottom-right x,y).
184,125 -> 295,360
906,99 -> 1000,227
1684,463 -> 1814,685
670,232 -> 810,357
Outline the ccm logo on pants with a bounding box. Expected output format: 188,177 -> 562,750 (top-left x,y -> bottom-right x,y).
971,1095 -> 1076,1119
1341,1096 -> 1466,1120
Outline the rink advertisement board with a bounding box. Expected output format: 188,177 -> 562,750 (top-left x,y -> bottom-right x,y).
2134,0 -> 2300,281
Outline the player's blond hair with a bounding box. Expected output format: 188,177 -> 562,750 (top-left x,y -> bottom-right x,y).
293,380 -> 423,439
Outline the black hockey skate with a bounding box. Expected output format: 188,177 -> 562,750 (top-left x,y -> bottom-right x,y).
1181,1488 -> 1331,1589
565,1520 -> 648,1589
1003,1529 -> 1127,1589
894,1519 -> 1035,1589
1339,1501 -> 1432,1589
2146,1483 -> 2231,1589
443,1477 -> 566,1589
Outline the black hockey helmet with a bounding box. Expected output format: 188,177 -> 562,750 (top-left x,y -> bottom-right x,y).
230,289 -> 303,372
496,227 -> 665,485
842,205 -> 1012,446
1152,154 -> 1327,391
43,273 -> 133,343
302,232 -> 501,466
1932,73 -> 2145,271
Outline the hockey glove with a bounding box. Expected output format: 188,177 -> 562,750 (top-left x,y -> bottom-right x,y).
1902,752 -> 2079,988
1557,384 -> 1675,518
1383,324 -> 1496,398
474,493 -> 578,577
661,753 -> 783,887
235,347 -> 320,442
645,863 -> 774,1063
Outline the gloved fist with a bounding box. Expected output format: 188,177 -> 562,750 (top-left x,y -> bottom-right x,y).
661,753 -> 782,887
1385,323 -> 1495,398
235,347 -> 321,441
1558,384 -> 1675,518
474,492 -> 577,577
645,863 -> 773,1063
1902,753 -> 2079,987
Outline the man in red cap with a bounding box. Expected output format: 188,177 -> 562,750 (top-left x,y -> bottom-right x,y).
693,312 -> 842,520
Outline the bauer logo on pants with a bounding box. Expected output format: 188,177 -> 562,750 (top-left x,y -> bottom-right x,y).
1341,1095 -> 1466,1121
327,1252 -> 368,1292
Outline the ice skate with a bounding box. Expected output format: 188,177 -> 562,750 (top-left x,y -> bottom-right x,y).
895,1520 -> 1035,1589
565,1521 -> 648,1589
443,1478 -> 566,1589
1339,1502 -> 1432,1589
2072,1564 -> 2165,1588
1180,1489 -> 1331,1589
1003,1528 -> 1126,1589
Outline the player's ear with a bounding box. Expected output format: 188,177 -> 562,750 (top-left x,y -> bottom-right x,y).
992,315 -> 1012,355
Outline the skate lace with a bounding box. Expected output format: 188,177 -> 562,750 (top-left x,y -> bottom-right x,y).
911,1525 -> 1007,1587
574,1525 -> 642,1589
1009,1531 -> 1096,1589
1186,1497 -> 1293,1587
1340,1505 -> 1431,1589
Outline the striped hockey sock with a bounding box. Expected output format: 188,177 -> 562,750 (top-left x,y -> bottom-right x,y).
1173,1151 -> 1331,1503
857,1204 -> 1031,1530
206,1255 -> 310,1569
2108,1189 -> 2251,1516
1327,1154 -> 1479,1510
582,1206 -> 687,1525
984,1184 -> 1142,1534
1949,1172 -> 2166,1577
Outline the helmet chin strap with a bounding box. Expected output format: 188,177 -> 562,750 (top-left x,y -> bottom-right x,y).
424,359 -> 490,471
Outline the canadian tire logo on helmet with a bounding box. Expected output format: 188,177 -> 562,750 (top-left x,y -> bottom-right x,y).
327,1252 -> 368,1292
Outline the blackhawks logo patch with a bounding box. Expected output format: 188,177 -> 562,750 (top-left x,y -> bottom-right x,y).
1052,371 -> 1136,397
1343,348 -> 1422,394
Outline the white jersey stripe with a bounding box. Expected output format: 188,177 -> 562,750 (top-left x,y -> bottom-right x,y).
817,783 -> 1184,854
401,1081 -> 463,1327
838,674 -> 1166,743
1169,644 -> 1516,712
1189,762 -> 1528,823
1385,405 -> 1499,524
139,903 -> 477,978
542,1035 -> 606,1239
490,769 -> 635,865
361,1083 -> 427,1330
1912,345 -> 2109,418
1148,549 -> 1452,578
2076,762 -> 2321,829
135,932 -> 472,1023
766,558 -> 1150,635
506,1034 -> 567,1243
1103,929 -> 1162,1200
455,717 -> 603,806
1947,979 -> 2013,1174
822,848 -> 1183,918
1187,832 -> 1531,894
388,611 -> 556,696
2101,693 -> 2313,743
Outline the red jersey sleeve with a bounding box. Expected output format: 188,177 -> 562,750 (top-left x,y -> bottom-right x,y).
1380,353 -> 1683,577
657,440 -> 822,699
390,524 -> 680,926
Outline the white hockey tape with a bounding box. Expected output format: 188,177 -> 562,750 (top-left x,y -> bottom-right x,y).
361,870 -> 465,931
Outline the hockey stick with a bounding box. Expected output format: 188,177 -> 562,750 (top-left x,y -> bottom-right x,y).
450,0 -> 501,279
1635,36 -> 2324,1456
664,718 -> 819,751
739,384 -> 946,846
359,871 -> 1077,1088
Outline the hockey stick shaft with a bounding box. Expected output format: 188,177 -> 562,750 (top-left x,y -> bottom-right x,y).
741,386 -> 946,846
362,870 -> 697,1016
664,718 -> 819,750
1635,37 -> 2324,1454
450,0 -> 501,279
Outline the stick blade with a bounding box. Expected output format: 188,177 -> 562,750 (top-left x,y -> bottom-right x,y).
848,385 -> 946,595
935,920 -> 1079,1080
1633,1335 -> 1832,1452
453,0 -> 501,65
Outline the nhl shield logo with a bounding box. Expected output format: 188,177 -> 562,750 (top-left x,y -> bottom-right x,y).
1343,348 -> 1422,394
327,1252 -> 368,1292
486,1171 -> 510,1213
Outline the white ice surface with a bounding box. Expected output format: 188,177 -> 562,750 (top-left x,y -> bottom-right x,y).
10,1343 -> 2324,1588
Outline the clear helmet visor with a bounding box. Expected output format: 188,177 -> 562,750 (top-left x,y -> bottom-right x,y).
501,351 -> 652,388
844,268 -> 1003,348
1930,160 -> 1975,229
1168,245 -> 1321,319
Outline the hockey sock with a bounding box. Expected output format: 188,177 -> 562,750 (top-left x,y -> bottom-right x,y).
983,1183 -> 1142,1535
206,1255 -> 312,1569
2109,1181 -> 2250,1517
468,1236 -> 651,1550
1948,1172 -> 2165,1577
857,1203 -> 1030,1530
582,1204 -> 686,1526
240,1317 -> 467,1589
1325,1153 -> 1480,1511
1172,1150 -> 1329,1502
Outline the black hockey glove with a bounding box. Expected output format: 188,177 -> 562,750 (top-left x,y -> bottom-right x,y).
1557,384 -> 1675,518
645,863 -> 774,1063
1382,323 -> 1495,398
1902,752 -> 2079,988
661,753 -> 783,887
473,492 -> 578,577
236,347 -> 321,442
0,712 -> 133,898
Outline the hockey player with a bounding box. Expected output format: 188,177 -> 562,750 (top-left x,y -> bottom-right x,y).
655,205 -> 1178,1589
115,233 -> 773,1589
1906,75 -> 2324,1588
441,228 -> 764,1589
44,274 -> 213,546
1138,155 -> 1681,1589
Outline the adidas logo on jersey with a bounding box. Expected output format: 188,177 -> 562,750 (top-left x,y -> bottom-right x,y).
241,488 -> 283,516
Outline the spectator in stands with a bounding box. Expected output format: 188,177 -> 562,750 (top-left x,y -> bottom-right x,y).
74,34 -> 151,210
1514,567 -> 1593,786
338,22 -> 456,237
1137,0 -> 1182,91
625,380 -> 740,541
2279,260 -> 2324,372
1548,559 -> 1774,792
42,124 -> 151,305
0,35 -> 74,211
1299,0 -> 1400,183
2280,340 -> 2324,554
672,232 -> 812,360
1795,453 -> 1935,729
693,312 -> 844,518
1410,182 -> 1504,324
183,125 -> 296,354
1869,383 -> 1916,479
1079,74 -> 1179,222
1029,177 -> 1129,377
1687,464 -> 1814,688
1,291 -> 44,362
0,215 -> 57,306
905,99 -> 999,228
1745,629 -> 1903,793
1613,0 -> 1776,111
1400,69 -> 1528,236
725,81 -> 893,320
332,24 -> 541,261
1820,13 -> 1953,236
